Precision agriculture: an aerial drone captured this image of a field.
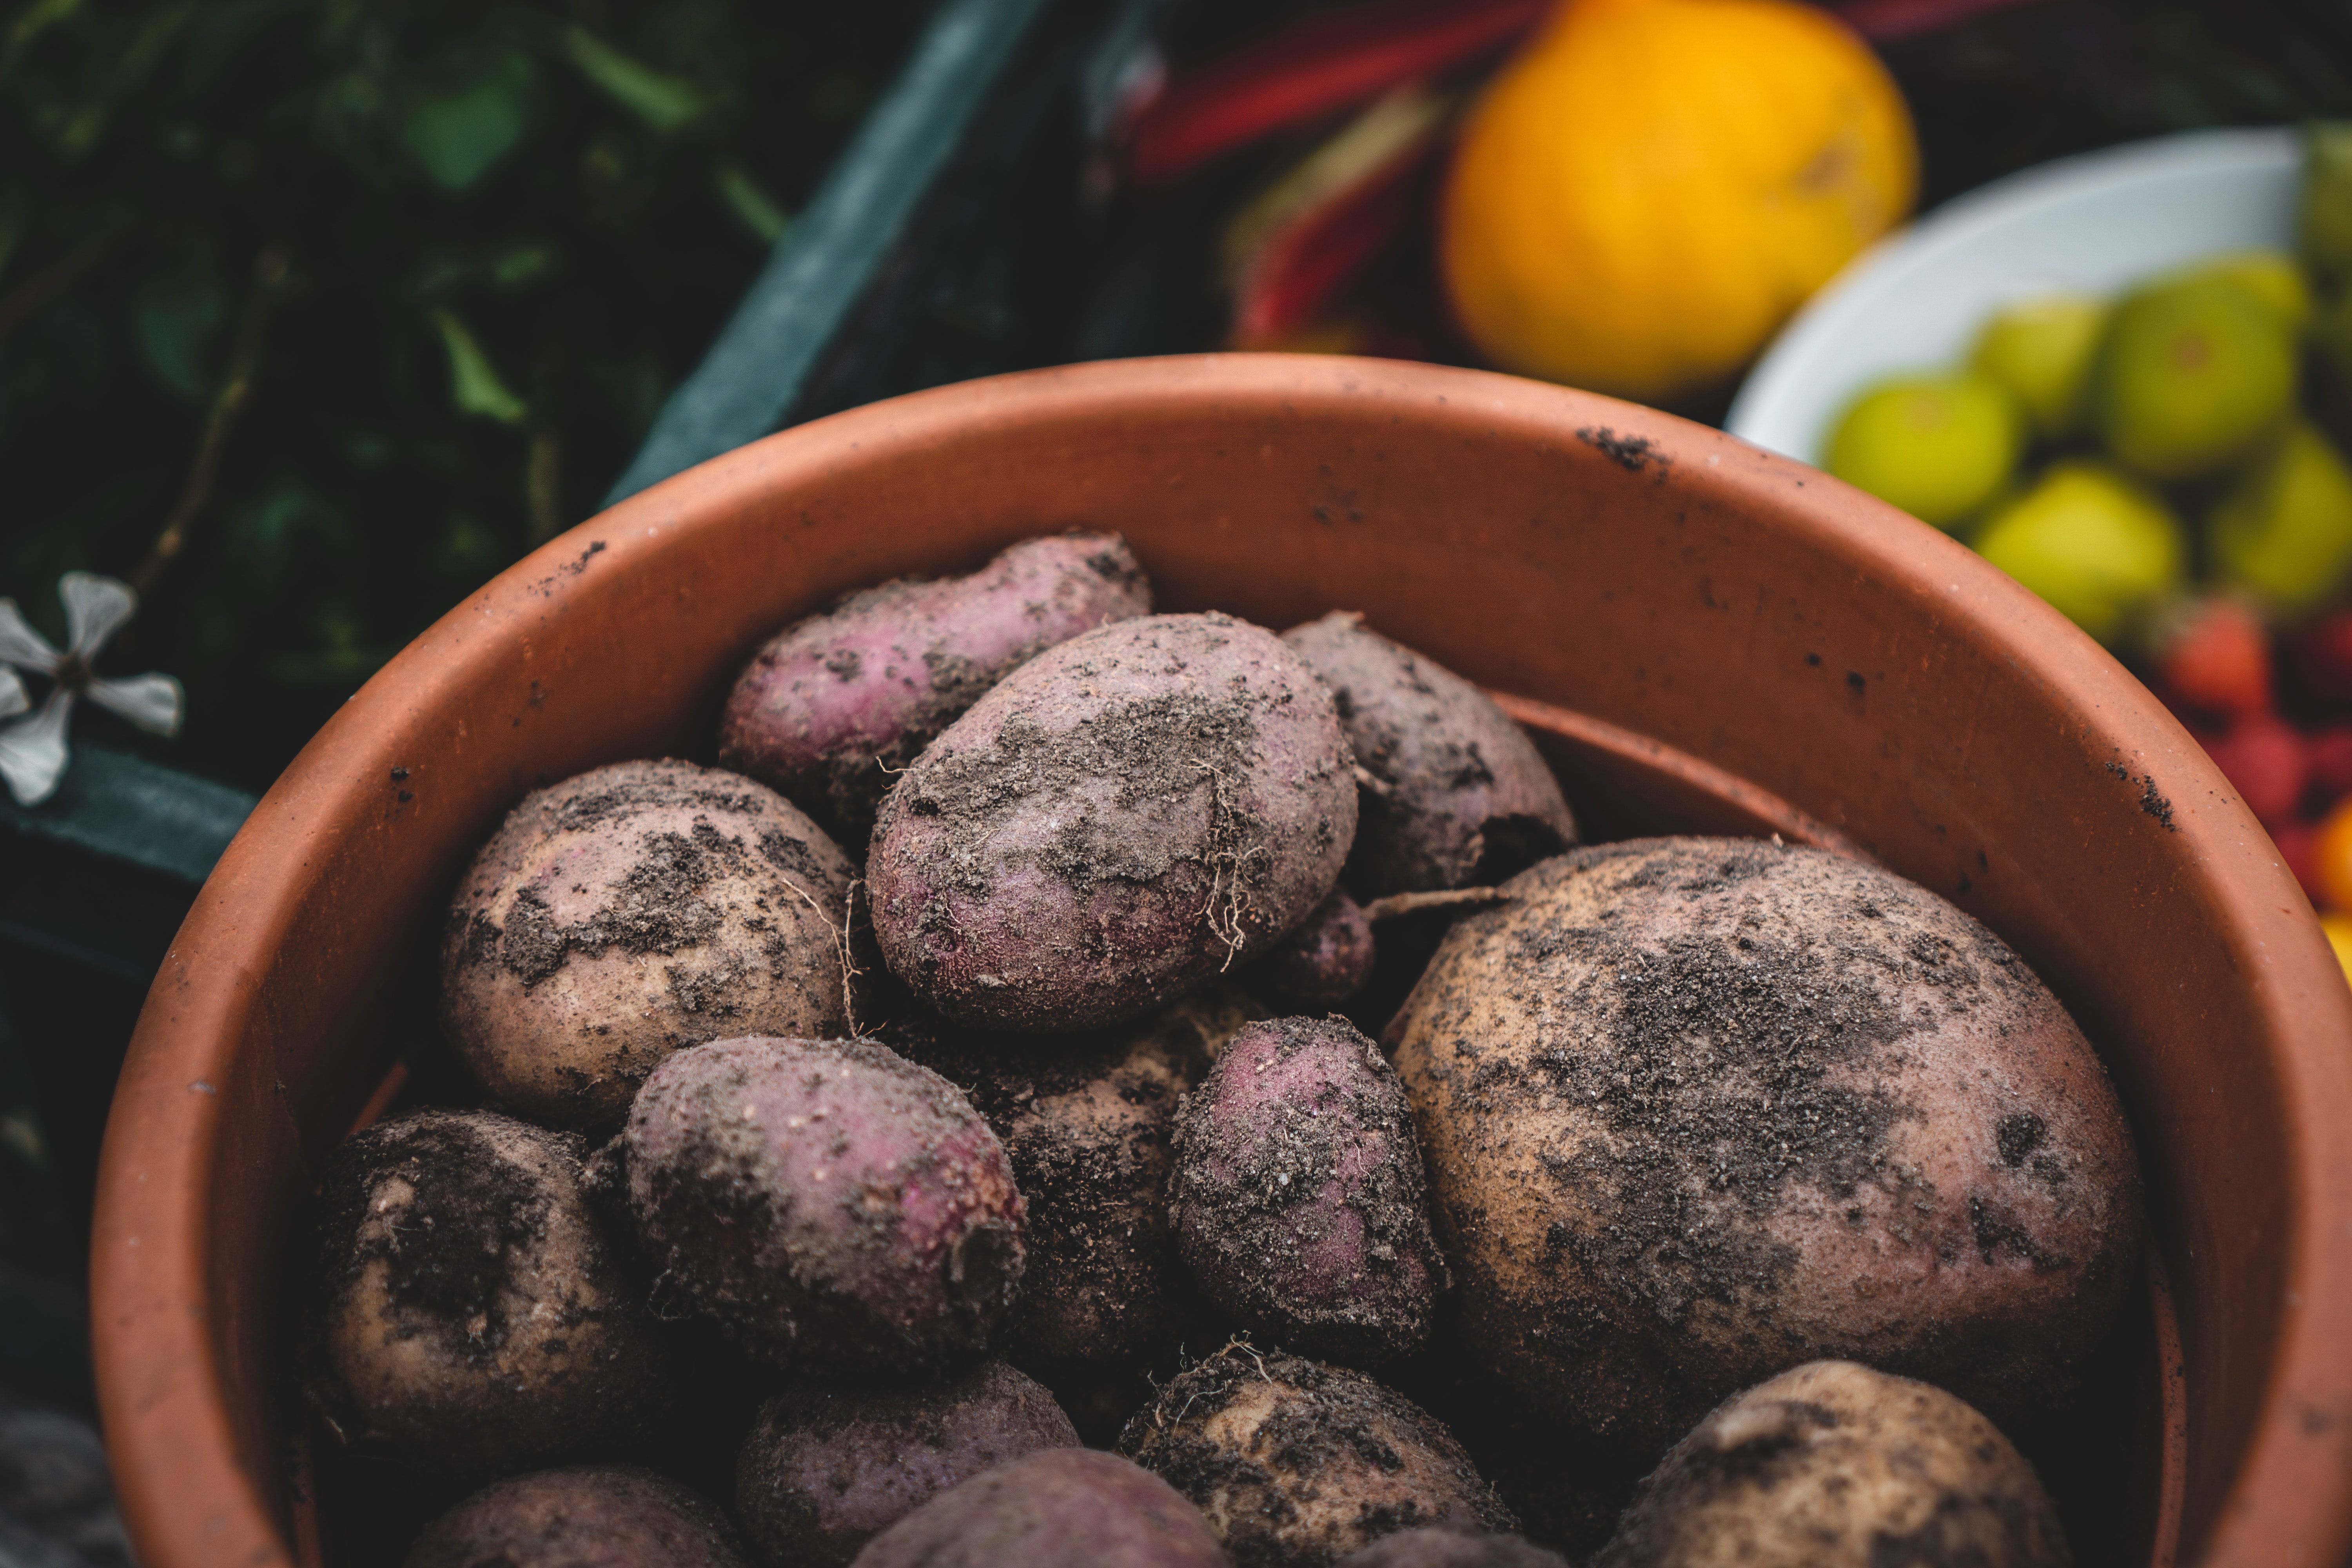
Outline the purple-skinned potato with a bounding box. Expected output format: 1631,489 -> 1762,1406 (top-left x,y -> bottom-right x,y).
720,532 -> 1151,841
870,612 -> 1356,1031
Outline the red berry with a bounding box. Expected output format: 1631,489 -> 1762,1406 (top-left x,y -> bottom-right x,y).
2310,724 -> 2352,805
2204,714 -> 2311,828
2155,597 -> 2272,719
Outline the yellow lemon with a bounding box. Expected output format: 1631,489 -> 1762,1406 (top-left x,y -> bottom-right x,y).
1440,0 -> 1917,405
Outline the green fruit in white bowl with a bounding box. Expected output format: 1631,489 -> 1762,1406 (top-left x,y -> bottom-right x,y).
1824,370 -> 2024,530
2176,249 -> 2311,330
2210,420 -> 2352,613
2089,273 -> 2298,482
1969,292 -> 2107,441
1973,461 -> 2186,643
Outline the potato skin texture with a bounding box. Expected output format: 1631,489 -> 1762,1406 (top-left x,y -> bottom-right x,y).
1336,1531 -> 1568,1568
621,1036 -> 1024,1374
1389,838 -> 2142,1450
735,1361 -> 1078,1568
443,760 -> 858,1130
1259,891 -> 1376,1007
1281,613 -> 1574,896
405,1468 -> 744,1568
848,1448 -> 1229,1568
885,988 -> 1260,1436
311,1111 -> 664,1479
1168,1018 -> 1447,1363
719,532 -> 1152,841
870,612 -> 1357,1031
1594,1361 -> 2070,1568
1119,1346 -> 1514,1568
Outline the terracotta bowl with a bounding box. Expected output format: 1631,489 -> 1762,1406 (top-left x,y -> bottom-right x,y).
91,356 -> 2352,1568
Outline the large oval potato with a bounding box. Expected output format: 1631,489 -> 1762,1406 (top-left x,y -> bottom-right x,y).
870,613 -> 1356,1031
1389,837 -> 2141,1450
442,759 -> 857,1129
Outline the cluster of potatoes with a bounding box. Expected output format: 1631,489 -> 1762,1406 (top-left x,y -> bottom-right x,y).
306,532 -> 2143,1568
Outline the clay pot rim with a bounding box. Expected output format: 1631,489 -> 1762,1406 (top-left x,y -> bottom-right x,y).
87,353 -> 2352,1568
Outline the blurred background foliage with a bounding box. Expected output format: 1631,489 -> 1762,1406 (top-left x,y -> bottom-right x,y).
0,0 -> 929,797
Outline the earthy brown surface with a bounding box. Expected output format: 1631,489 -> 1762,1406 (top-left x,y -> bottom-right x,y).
1120,1345 -> 1514,1568
309,1110 -> 663,1480
869,612 -> 1357,1031
1595,1360 -> 2069,1568
719,531 -> 1151,842
441,759 -> 858,1129
1168,1018 -> 1446,1363
882,987 -> 1259,1430
1390,837 -> 2142,1450
404,1467 -> 742,1568
89,357 -> 2347,1568
735,1361 -> 1077,1568
620,1035 -> 1023,1373
1282,612 -> 1575,897
847,1447 -> 1229,1568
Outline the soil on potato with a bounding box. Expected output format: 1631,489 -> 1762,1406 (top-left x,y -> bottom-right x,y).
454,767 -> 844,998
897,687 -> 1266,911
880,1001 -> 1236,1436
313,1114 -> 577,1368
1120,1347 -> 1512,1568
1169,1018 -> 1444,1362
1391,836 -> 2140,1448
1466,841 -> 2051,1315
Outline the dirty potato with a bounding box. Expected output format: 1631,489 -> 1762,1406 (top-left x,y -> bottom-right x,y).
1594,1360 -> 2069,1567
1120,1345 -> 1514,1567
442,759 -> 858,1130
869,612 -> 1356,1032
1389,838 -> 2142,1450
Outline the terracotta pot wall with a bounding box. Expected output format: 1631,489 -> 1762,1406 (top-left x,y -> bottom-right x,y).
90,356 -> 2352,1568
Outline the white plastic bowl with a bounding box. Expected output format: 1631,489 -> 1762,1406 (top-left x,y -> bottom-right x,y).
1726,127 -> 2302,466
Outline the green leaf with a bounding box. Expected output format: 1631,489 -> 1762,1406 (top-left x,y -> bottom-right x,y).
714,163 -> 787,244
563,26 -> 703,134
400,47 -> 534,191
431,308 -> 527,425
136,276 -> 225,398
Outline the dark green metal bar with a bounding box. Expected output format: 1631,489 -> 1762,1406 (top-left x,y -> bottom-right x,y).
604,0 -> 1054,506
0,746 -> 255,885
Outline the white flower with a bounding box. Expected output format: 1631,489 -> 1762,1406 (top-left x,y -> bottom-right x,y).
0,572 -> 184,807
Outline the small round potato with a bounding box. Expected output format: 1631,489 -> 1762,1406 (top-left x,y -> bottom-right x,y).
870,612 -> 1357,1031
405,1467 -> 743,1568
736,1361 -> 1078,1567
1390,838 -> 2142,1449
1593,1361 -> 2069,1567
1281,612 -> 1575,896
443,759 -> 858,1129
1168,1018 -> 1447,1363
1119,1345 -> 1514,1566
621,1036 -> 1024,1374
311,1110 -> 664,1478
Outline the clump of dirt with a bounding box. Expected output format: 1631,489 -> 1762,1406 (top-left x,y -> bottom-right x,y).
314,1112 -> 570,1365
